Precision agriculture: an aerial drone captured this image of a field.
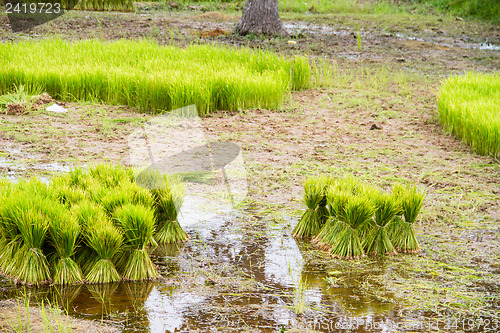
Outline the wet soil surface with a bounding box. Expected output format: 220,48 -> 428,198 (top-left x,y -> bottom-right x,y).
0,6 -> 499,333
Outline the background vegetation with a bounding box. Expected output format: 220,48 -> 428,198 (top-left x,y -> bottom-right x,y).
438,72 -> 500,158
0,39 -> 314,115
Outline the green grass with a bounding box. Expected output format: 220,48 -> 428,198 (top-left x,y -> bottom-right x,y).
438,72 -> 500,159
279,0 -> 401,15
0,39 -> 314,115
421,0 -> 500,23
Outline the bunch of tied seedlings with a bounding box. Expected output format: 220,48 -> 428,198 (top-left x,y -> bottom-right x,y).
388,184 -> 424,253
292,176 -> 331,239
136,170 -> 188,244
0,163 -> 187,286
303,176 -> 425,259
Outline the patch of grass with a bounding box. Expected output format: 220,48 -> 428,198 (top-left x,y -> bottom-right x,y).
438,72 -> 500,159
421,0 -> 500,23
279,0 -> 401,15
0,39 -> 316,115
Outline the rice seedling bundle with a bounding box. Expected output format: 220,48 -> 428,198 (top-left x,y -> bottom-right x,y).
113,204 -> 158,280
363,192 -> 398,256
0,163 -> 188,285
438,72 -> 500,158
292,176 -> 330,239
297,176 -> 425,259
150,176 -> 189,244
0,39 -> 314,115
84,220 -> 123,284
388,184 -> 424,253
46,205 -> 83,285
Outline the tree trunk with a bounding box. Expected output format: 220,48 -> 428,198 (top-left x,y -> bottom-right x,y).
235,0 -> 287,37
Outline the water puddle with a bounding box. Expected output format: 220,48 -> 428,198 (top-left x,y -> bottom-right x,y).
479,43 -> 500,51
0,145 -> 73,182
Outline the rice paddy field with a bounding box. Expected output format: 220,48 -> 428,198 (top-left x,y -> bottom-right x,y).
0,1 -> 499,332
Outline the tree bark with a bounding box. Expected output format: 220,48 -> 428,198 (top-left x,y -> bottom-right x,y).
235,0 -> 287,37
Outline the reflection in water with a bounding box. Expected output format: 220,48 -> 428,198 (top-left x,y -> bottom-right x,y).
145,287 -> 205,333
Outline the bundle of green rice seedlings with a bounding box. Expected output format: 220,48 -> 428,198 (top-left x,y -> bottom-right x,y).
99,187 -> 134,216
292,177 -> 329,239
330,195 -> 375,259
71,201 -> 108,275
47,205 -> 83,285
50,181 -> 86,207
0,193 -> 24,275
312,189 -> 351,250
363,192 -> 398,256
16,177 -> 51,199
390,185 -> 424,253
81,178 -> 108,204
88,163 -> 130,189
65,166 -> 86,187
113,204 -> 158,281
332,176 -> 362,196
135,168 -> 166,190
84,219 -> 123,284
151,176 -> 188,244
120,181 -> 155,208
14,206 -> 51,285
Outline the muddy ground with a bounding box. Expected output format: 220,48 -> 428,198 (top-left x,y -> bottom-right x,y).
0,4 -> 499,333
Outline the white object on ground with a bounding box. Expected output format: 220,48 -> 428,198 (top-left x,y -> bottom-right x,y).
46,103 -> 67,113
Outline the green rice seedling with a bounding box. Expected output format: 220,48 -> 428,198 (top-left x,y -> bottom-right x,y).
88,163 -> 130,188
81,178 -> 108,204
0,39 -> 318,115
47,205 -> 83,285
151,176 -> 188,244
0,84 -> 36,114
311,189 -> 351,250
50,181 -> 86,207
389,185 -> 424,253
65,167 -> 87,188
330,195 -> 375,259
14,207 -> 51,285
16,177 -> 51,200
84,220 -> 123,284
364,192 -> 398,256
99,187 -> 134,216
0,194 -> 26,275
113,204 -> 158,280
70,201 -> 107,275
120,181 -> 155,208
292,177 -> 330,239
438,72 -> 500,158
331,176 -> 362,196
70,200 -> 107,230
